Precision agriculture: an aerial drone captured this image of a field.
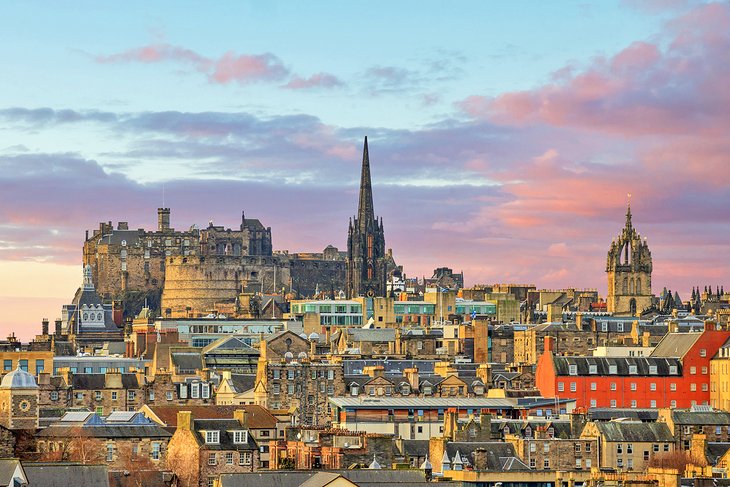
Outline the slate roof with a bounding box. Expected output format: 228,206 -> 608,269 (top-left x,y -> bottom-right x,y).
346,328 -> 396,343
397,439 -> 429,457
143,404 -> 277,430
343,360 -> 436,375
218,470 -> 430,487
37,412 -> 171,439
24,463 -> 110,487
672,410 -> 730,425
588,408 -> 658,422
553,356 -> 682,376
70,373 -> 140,390
170,351 -> 203,371
229,374 -> 256,393
706,443 -> 730,466
192,418 -> 258,450
0,459 -> 24,487
593,421 -> 674,442
203,336 -> 261,355
445,442 -> 526,471
651,332 -> 703,358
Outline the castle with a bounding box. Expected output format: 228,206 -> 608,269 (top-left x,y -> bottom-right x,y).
83,209 -> 347,318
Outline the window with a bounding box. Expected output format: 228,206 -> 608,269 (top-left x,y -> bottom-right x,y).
544,443 -> 550,453
35,359 -> 45,375
690,366 -> 697,375
208,453 -> 217,465
703,384 -> 709,392
609,365 -> 618,374
226,452 -> 233,465
586,459 -> 592,468
191,383 -> 200,399
670,383 -> 677,391
586,443 -> 591,452
272,384 -> 280,395
95,391 -> 102,401
233,431 -> 248,444
671,400 -> 677,408
19,359 -> 28,372
589,364 -> 598,374
691,383 -> 697,392
631,400 -> 637,408
558,382 -> 564,392
205,431 -> 220,444
617,444 -> 623,454
649,365 -> 657,375
207,478 -> 215,487
702,367 -> 708,375
569,364 -> 578,375
664,444 -> 670,452
240,451 -> 252,466
575,443 -> 582,453
166,391 -> 173,401
50,391 -> 58,401
617,323 -> 624,332
576,458 -> 582,469
150,443 -> 160,460
700,349 -> 707,357
629,365 -> 637,375
651,400 -> 657,408
530,459 -> 536,468
670,365 -> 678,374
3,360 -> 11,371
328,370 -> 334,380
287,370 -> 294,380
84,367 -> 93,374
111,391 -> 118,400
106,444 -> 114,462
544,459 -> 550,469
96,406 -> 103,415
611,382 -> 617,391
627,444 -> 633,454
570,382 -> 577,392
590,399 -> 597,407
530,442 -> 536,452
128,390 -> 136,401
630,382 -> 637,391
650,382 -> 656,391
590,382 -> 597,391
611,400 -> 617,407
617,458 -> 624,468
627,458 -> 634,470
273,370 -> 280,379
149,390 -> 155,401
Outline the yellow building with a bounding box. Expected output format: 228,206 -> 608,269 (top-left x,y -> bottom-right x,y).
0,349 -> 53,377
710,342 -> 730,410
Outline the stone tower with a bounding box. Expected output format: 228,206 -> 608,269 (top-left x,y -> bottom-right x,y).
606,203 -> 653,316
346,137 -> 387,298
0,367 -> 39,430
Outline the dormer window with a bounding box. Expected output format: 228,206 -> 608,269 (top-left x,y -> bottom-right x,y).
609,364 -> 617,375
629,365 -> 638,375
669,365 -> 678,375
205,431 -> 220,444
649,365 -> 657,375
569,365 -> 578,375
233,431 -> 248,444
589,364 -> 598,374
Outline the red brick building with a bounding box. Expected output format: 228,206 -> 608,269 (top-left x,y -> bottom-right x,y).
536,328 -> 730,409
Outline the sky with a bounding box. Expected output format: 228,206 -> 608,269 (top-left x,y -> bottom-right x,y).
1,0 -> 729,340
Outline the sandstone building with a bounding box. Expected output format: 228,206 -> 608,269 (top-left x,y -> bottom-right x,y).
606,203 -> 653,316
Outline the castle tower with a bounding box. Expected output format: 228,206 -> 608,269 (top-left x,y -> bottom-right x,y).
606,202 -> 653,316
346,137 -> 387,298
0,367 -> 39,430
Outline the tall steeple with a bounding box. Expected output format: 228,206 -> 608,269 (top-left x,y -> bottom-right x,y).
357,136 -> 375,230
346,136 -> 388,299
624,193 -> 633,236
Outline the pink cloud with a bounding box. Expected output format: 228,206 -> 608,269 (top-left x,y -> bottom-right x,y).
97,43 -> 290,85
282,73 -> 344,90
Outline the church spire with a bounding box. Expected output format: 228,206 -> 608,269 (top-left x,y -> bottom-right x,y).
625,193 -> 633,234
357,136 -> 375,230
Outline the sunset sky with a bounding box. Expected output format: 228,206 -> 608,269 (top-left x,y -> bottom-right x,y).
1,1 -> 729,340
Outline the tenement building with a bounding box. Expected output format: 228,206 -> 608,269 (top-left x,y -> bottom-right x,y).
346,137 -> 388,298
606,202 -> 653,316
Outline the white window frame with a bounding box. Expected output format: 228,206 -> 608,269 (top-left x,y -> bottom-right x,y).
205,431 -> 220,444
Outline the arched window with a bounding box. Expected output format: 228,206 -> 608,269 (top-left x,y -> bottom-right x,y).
629,279 -> 635,295
636,279 -> 642,294
622,278 -> 628,294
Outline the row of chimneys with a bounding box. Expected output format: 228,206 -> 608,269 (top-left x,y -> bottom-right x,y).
40,319 -> 63,337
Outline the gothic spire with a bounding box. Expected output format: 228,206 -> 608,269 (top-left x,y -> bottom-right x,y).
625,194 -> 633,234
357,136 -> 375,230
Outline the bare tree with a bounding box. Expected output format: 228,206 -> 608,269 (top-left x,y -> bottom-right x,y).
166,439 -> 199,487
648,450 -> 707,476
113,443 -> 165,487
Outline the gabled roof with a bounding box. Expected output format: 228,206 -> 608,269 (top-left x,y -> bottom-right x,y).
651,332 -> 703,358
24,464 -> 110,487
672,409 -> 730,425
0,459 -> 26,487
142,404 -> 277,430
553,356 -> 682,376
192,418 -> 258,450
203,336 -> 260,355
70,373 -> 140,390
592,421 -> 674,442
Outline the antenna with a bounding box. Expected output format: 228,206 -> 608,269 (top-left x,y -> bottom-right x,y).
162,183 -> 166,208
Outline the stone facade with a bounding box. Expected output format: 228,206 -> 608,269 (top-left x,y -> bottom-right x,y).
506,434 -> 597,471
346,137 -> 388,299
606,204 -> 653,316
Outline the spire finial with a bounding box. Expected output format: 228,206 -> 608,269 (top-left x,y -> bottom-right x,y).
625,193 -> 633,232
357,136 -> 375,230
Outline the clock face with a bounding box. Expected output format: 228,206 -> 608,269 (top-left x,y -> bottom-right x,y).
367,290 -> 375,297
19,400 -> 30,412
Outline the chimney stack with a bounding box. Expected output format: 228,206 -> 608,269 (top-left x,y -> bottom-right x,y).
41,319 -> 49,336
234,409 -> 249,429
178,411 -> 193,431
55,319 -> 62,337
544,335 -> 556,353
